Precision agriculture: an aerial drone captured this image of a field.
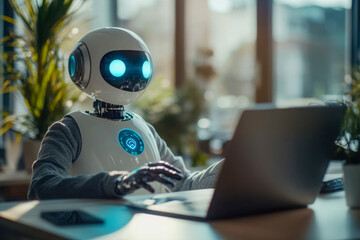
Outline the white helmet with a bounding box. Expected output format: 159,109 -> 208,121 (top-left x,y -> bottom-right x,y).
68,27 -> 153,105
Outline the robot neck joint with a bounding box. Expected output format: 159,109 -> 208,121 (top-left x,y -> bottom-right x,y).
91,100 -> 131,120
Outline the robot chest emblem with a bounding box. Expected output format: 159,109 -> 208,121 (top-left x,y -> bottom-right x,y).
118,129 -> 145,155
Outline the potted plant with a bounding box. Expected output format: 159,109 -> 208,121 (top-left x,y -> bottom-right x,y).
0,0 -> 80,171
337,69 -> 360,208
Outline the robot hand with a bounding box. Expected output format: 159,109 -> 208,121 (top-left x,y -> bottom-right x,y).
115,161 -> 183,196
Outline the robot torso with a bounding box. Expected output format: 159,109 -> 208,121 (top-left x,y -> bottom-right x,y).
68,111 -> 165,195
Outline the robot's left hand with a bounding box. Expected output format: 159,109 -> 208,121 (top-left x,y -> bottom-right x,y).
115,161 -> 183,195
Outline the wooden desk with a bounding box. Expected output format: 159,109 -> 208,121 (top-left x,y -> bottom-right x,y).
0,171 -> 31,201
0,190 -> 359,240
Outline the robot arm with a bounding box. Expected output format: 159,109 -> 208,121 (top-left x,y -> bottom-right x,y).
114,161 -> 183,195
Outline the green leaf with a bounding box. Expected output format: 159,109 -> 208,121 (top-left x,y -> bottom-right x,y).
1,15 -> 15,25
1,0 -> 83,140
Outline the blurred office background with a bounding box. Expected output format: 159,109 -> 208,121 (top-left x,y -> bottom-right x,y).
0,0 -> 355,169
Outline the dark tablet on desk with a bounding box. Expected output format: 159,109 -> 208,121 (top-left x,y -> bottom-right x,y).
41,210 -> 104,226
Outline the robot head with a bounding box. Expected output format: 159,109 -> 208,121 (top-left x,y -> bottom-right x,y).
68,27 -> 153,105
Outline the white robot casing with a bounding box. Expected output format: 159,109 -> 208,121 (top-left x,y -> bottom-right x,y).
69,111 -> 164,195
68,28 -> 164,195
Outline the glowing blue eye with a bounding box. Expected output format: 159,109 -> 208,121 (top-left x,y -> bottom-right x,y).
109,59 -> 126,77
69,55 -> 76,77
142,60 -> 151,79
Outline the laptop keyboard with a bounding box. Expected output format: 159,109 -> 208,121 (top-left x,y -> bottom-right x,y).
320,178 -> 343,194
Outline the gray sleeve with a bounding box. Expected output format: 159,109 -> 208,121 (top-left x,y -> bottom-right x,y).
28,116 -> 125,200
146,123 -> 224,191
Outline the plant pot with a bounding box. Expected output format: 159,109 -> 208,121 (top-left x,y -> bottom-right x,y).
22,139 -> 41,173
3,133 -> 22,173
343,164 -> 360,208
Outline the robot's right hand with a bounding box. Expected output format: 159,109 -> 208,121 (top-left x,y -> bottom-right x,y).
115,161 -> 183,196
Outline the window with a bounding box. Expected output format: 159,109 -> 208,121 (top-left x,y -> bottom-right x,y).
0,0 -> 14,166
116,0 -> 175,85
273,0 -> 351,103
186,0 -> 256,142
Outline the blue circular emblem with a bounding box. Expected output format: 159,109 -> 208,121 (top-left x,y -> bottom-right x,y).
118,129 -> 144,155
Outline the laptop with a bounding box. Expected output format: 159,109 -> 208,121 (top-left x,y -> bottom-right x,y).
124,104 -> 345,220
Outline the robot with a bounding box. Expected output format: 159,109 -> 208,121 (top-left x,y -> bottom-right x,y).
67,27 -> 182,196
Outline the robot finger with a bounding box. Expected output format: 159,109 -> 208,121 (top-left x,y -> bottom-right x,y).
146,161 -> 182,173
155,175 -> 175,188
155,161 -> 182,173
148,166 -> 183,180
139,181 -> 155,193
